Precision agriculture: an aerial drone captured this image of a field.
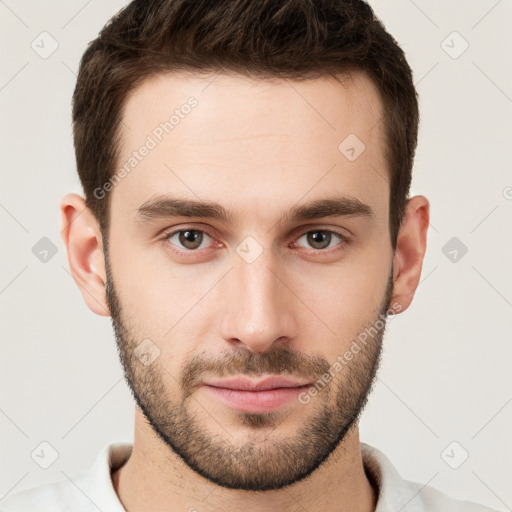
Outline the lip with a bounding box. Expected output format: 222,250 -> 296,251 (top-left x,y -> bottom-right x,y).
200,375 -> 311,413
203,375 -> 311,391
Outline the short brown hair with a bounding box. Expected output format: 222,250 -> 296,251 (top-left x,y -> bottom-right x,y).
72,0 -> 418,249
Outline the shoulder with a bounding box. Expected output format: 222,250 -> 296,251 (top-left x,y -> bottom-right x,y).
0,473 -> 91,512
0,441 -> 131,512
361,442 -> 499,512
402,479 -> 498,512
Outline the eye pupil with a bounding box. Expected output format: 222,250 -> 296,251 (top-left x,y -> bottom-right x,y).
179,230 -> 203,249
307,231 -> 331,249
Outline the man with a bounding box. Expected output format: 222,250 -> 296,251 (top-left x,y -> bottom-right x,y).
0,0 -> 498,511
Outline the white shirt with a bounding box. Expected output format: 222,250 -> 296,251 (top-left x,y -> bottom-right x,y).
0,442 -> 497,511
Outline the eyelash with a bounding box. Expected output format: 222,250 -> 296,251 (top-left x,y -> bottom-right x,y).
162,226 -> 349,256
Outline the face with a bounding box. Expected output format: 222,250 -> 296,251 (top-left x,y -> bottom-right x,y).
104,71 -> 396,491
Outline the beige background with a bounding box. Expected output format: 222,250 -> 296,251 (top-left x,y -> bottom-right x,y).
1,1 -> 511,509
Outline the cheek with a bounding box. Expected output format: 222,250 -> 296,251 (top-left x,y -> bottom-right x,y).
292,259 -> 389,353
107,260 -> 187,358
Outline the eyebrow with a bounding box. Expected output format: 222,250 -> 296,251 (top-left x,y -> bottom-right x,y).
134,194 -> 373,226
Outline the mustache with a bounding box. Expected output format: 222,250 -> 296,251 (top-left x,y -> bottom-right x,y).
180,345 -> 331,398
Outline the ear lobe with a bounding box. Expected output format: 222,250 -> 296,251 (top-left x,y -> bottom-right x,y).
60,193 -> 110,317
389,195 -> 430,314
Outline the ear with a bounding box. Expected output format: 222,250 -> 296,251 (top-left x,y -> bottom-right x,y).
59,193 -> 110,317
390,195 -> 430,314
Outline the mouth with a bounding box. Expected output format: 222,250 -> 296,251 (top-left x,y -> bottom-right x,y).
199,375 -> 312,413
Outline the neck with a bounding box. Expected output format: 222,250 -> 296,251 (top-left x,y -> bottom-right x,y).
112,410 -> 376,512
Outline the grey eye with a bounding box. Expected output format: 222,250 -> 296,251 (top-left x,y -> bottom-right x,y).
167,230 -> 212,250
296,230 -> 343,250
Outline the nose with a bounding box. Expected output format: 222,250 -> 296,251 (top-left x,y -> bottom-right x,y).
219,250 -> 298,353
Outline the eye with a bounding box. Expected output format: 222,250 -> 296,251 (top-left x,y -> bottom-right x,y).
164,228 -> 215,251
162,226 -> 348,256
294,229 -> 346,251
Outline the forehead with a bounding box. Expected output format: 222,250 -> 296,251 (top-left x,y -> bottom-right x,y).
112,70 -> 388,225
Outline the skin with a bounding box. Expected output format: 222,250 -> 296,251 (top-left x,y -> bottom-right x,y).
60,70 -> 429,512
